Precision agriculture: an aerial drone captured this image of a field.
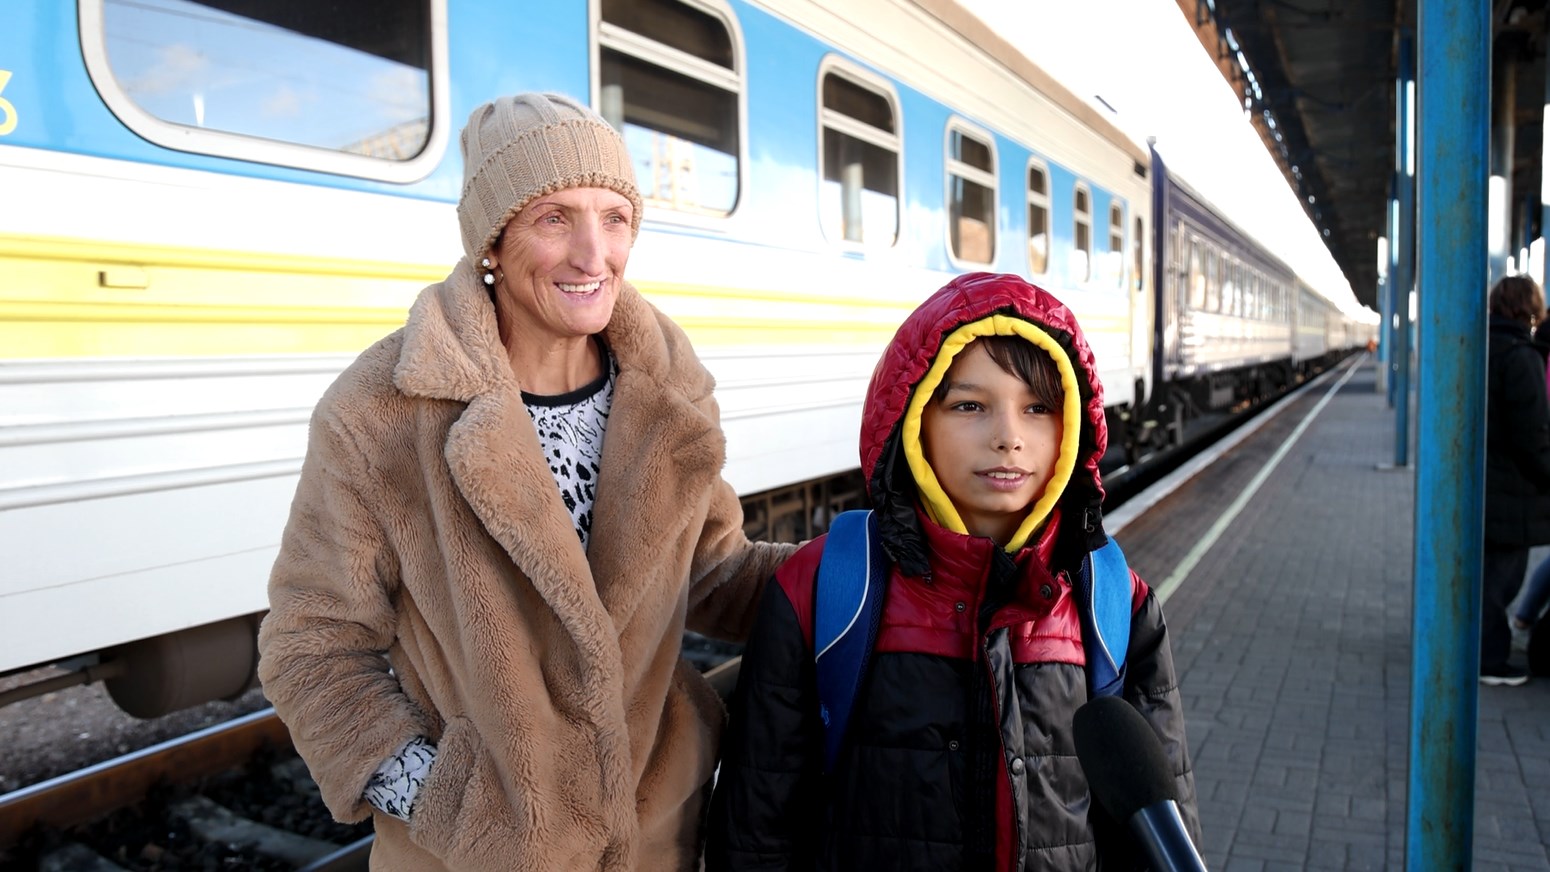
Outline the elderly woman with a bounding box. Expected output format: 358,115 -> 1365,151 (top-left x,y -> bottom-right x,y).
257,93 -> 794,870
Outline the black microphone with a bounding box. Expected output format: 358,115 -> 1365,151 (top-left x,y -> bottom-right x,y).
1073,695 -> 1206,872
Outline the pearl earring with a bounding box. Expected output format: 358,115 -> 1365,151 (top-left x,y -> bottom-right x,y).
481,257 -> 495,287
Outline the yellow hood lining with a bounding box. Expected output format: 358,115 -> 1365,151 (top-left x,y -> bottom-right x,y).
900,314 -> 1083,553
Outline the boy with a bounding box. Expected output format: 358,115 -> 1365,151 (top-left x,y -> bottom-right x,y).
705,272 -> 1200,870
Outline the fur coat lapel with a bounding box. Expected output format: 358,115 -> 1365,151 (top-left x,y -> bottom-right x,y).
589,278 -> 724,628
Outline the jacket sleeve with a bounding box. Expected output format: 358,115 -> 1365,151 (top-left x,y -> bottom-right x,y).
1123,577 -> 1203,848
684,455 -> 800,643
705,576 -> 825,871
257,406 -> 433,823
1495,344 -> 1550,490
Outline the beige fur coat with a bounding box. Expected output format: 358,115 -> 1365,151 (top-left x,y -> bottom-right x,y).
257,263 -> 794,871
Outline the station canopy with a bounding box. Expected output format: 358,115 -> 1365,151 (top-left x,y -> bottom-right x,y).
1175,0 -> 1547,310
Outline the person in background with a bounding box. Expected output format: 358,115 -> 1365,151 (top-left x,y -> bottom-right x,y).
257,92 -> 794,871
1482,275 -> 1550,686
1508,304 -> 1550,662
705,272 -> 1199,870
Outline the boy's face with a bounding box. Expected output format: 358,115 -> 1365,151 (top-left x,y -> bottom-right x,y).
921,342 -> 1064,545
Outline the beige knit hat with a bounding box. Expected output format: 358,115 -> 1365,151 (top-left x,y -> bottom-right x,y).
457,92 -> 643,262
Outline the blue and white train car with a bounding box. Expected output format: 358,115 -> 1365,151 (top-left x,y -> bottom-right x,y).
0,0 -> 1157,712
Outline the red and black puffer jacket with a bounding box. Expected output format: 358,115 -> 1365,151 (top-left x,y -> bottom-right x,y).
706,273 -> 1199,871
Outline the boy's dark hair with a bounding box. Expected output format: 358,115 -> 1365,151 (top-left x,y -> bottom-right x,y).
1489,275 -> 1544,327
932,335 -> 1064,405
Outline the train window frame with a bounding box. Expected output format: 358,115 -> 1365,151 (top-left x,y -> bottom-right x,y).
1204,241 -> 1219,312
1072,182 -> 1093,284
815,57 -> 902,250
1188,236 -> 1205,310
1107,201 -> 1124,289
1224,256 -> 1238,316
1026,158 -> 1051,277
593,0 -> 747,221
944,116 -> 997,267
1170,223 -> 1184,304
1132,215 -> 1145,294
78,0 -> 451,184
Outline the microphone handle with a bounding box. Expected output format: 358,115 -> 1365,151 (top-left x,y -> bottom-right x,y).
1128,800 -> 1207,872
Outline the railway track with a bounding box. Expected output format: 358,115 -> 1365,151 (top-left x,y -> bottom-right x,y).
0,708 -> 372,871
0,663 -> 744,871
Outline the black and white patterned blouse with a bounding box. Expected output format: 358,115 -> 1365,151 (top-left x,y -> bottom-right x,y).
364,735 -> 436,821
363,347 -> 616,821
520,350 -> 616,549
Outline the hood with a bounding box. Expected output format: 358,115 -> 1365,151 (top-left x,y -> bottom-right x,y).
860,272 -> 1109,576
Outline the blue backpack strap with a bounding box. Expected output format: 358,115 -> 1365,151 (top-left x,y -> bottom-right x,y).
1076,537 -> 1132,698
814,509 -> 888,773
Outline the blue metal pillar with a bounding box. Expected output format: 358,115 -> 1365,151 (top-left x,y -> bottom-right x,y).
1393,35 -> 1415,463
1407,1 -> 1489,869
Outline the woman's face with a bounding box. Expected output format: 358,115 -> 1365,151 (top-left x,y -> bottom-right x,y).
488,186 -> 634,346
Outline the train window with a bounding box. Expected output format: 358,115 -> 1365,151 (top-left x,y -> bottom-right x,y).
1204,243 -> 1219,312
598,0 -> 742,216
1072,184 -> 1092,283
80,0 -> 448,182
1108,202 -> 1124,288
1218,252 -> 1230,313
947,121 -> 996,264
1027,161 -> 1050,275
1171,224 -> 1184,300
1188,239 -> 1205,309
1224,259 -> 1238,316
1132,216 -> 1145,293
818,62 -> 900,247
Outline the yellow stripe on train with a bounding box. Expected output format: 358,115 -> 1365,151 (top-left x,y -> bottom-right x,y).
1,234 -> 1127,358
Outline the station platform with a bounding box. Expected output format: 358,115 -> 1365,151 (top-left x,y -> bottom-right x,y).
1107,356 -> 1550,870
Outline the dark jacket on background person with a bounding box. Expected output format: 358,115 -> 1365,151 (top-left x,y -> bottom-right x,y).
706,273 -> 1199,871
1486,313 -> 1550,548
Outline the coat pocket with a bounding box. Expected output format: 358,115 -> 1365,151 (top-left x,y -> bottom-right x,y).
405,716 -> 517,863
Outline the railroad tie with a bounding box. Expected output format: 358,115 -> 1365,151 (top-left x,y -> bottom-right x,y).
36,842 -> 130,872
169,795 -> 340,866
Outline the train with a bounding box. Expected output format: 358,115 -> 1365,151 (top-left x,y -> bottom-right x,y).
0,0 -> 1373,717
